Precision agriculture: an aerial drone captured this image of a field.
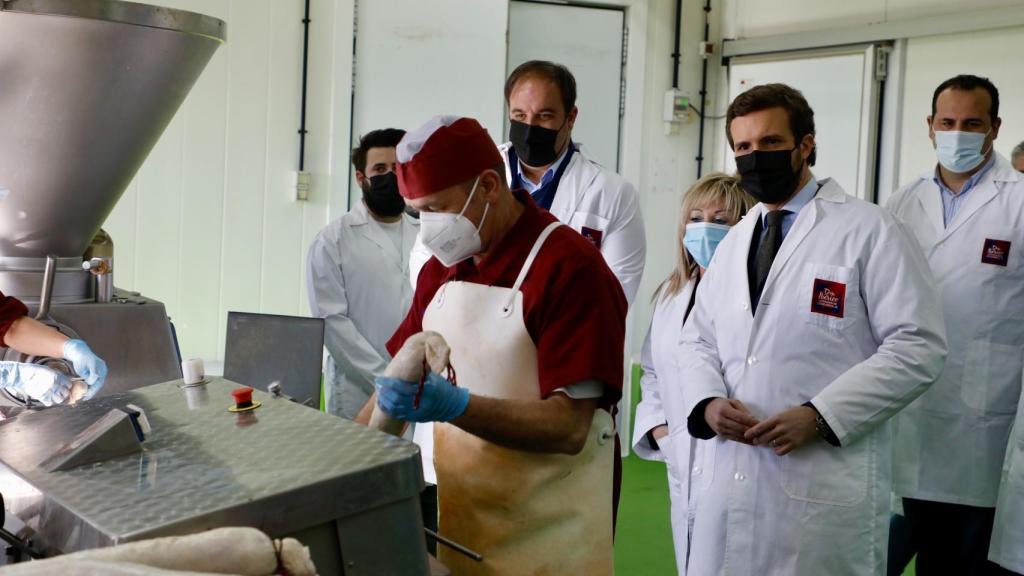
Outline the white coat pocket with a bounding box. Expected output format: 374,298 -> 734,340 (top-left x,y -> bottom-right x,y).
801,263 -> 859,333
567,211 -> 610,250
690,437 -> 717,492
659,433 -> 684,489
962,339 -> 1024,415
781,440 -> 868,507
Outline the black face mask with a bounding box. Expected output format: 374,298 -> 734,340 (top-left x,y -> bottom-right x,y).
735,148 -> 802,205
509,119 -> 564,168
362,172 -> 406,218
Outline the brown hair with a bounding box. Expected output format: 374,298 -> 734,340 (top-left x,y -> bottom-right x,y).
660,173 -> 755,300
726,83 -> 817,166
351,128 -> 405,173
504,60 -> 577,115
932,74 -> 999,122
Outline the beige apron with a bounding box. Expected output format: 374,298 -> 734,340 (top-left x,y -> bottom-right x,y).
422,221 -> 615,576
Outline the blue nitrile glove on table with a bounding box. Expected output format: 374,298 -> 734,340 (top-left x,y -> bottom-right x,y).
375,372 -> 469,423
62,339 -> 108,400
0,362 -> 72,406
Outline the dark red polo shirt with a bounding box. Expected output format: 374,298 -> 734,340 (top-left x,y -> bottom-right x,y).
387,190 -> 627,407
0,294 -> 27,345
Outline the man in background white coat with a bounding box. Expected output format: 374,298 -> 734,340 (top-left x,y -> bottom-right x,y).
888,74 -> 1024,576
409,61 -> 646,306
307,128 -> 419,419
679,83 -> 947,575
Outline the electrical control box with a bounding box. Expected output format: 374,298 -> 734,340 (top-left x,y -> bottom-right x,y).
663,88 -> 691,123
291,170 -> 311,201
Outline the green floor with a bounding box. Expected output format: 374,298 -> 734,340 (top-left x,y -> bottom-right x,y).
615,454 -> 676,574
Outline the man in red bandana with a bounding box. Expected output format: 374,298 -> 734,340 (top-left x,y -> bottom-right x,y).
358,116 -> 624,576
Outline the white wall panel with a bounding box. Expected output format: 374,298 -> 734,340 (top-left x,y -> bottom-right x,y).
103,0 -> 354,365
259,0 -> 305,317
507,2 -> 625,170
898,26 -> 1024,186
99,0 -> 726,368
722,0 -> 1024,39
134,115 -> 184,313
176,17 -> 229,362
722,48 -> 879,201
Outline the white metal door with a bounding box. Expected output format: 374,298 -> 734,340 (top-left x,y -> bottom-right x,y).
349,0 -> 508,208
722,46 -> 883,202
507,1 -> 625,171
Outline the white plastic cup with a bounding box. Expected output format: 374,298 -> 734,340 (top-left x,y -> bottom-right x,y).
182,358 -> 205,386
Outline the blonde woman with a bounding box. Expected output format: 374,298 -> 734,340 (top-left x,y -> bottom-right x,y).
632,173 -> 754,575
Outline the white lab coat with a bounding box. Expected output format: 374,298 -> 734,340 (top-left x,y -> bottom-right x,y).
409,143 -> 646,306
989,388 -> 1024,573
632,279 -> 697,575
306,203 -> 418,419
887,153 -> 1024,508
679,178 -> 947,576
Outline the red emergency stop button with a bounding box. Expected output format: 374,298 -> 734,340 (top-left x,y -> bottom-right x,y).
228,386 -> 261,413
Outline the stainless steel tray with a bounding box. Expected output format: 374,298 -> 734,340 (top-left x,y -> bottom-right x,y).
0,378 -> 423,554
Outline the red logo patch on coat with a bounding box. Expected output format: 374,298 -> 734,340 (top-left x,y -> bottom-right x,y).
811,279 -> 846,318
581,227 -> 603,250
981,238 -> 1011,267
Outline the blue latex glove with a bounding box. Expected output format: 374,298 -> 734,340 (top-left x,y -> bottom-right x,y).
375,372 -> 469,423
0,362 -> 72,406
62,339 -> 108,400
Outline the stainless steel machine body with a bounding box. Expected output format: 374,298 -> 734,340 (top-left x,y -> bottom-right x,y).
0,379 -> 431,575
0,0 -> 227,395
0,0 -> 226,261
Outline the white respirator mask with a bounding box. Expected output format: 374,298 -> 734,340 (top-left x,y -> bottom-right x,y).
420,176 -> 489,267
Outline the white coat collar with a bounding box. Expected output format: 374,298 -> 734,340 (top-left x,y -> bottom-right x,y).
916,151 -> 1021,184
913,152 -> 1018,241
749,178 -> 846,309
349,201 -> 419,271
500,142 -> 596,219
747,177 -> 844,221
349,200 -> 371,226
349,200 -> 419,229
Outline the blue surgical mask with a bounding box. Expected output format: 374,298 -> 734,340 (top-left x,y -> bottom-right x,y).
684,222 -> 731,269
934,130 -> 991,173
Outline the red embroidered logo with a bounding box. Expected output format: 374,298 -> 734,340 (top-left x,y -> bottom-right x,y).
811,279 -> 846,318
581,226 -> 603,250
981,238 -> 1011,267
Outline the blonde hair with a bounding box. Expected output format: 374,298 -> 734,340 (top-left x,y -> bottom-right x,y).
660,172 -> 755,300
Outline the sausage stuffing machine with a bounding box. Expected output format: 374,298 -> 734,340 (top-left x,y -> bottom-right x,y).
0,2 -> 433,574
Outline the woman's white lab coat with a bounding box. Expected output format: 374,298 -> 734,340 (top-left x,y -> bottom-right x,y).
678,178 -> 947,575
633,279 -> 697,575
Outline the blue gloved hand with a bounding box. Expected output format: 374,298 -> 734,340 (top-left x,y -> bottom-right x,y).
62,339 -> 108,400
375,372 -> 469,423
375,377 -> 418,417
0,362 -> 72,406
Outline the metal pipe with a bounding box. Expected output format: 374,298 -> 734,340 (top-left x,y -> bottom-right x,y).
696,0 -> 712,178
671,0 -> 682,88
424,528 -> 483,562
35,254 -> 56,320
298,0 -> 311,171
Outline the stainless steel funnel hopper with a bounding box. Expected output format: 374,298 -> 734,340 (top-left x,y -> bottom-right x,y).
0,0 -> 226,261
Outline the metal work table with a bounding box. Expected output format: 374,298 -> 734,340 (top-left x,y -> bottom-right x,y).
0,378 -> 430,575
